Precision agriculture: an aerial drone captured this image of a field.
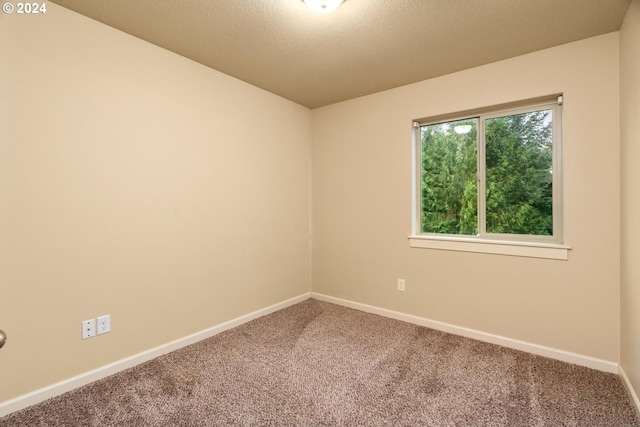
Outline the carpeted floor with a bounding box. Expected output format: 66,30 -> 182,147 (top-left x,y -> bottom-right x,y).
1,299 -> 639,426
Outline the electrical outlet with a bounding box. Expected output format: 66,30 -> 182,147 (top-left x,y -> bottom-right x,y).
397,279 -> 406,292
82,319 -> 96,339
97,314 -> 111,335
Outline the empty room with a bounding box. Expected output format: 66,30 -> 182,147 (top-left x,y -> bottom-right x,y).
1,0 -> 640,425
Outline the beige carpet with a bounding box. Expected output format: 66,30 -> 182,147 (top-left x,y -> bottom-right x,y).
1,299 -> 639,426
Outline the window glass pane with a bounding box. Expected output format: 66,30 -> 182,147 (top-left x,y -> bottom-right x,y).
485,109 -> 553,235
420,118 -> 478,235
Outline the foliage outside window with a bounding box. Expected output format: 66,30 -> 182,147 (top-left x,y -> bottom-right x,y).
414,97 -> 563,245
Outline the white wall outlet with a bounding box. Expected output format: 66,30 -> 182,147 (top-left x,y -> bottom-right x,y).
97,314 -> 111,335
82,319 -> 96,339
397,279 -> 406,292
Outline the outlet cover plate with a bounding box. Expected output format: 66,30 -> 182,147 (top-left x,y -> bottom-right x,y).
82,319 -> 96,339
97,314 -> 110,335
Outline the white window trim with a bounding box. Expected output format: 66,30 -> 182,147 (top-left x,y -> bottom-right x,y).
408,235 -> 570,260
411,95 -> 570,260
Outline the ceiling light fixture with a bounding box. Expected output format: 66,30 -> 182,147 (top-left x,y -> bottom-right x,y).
303,0 -> 344,14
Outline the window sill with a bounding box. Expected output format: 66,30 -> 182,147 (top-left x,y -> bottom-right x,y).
408,235 -> 570,260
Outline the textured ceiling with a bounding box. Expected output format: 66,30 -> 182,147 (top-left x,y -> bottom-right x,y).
50,0 -> 630,109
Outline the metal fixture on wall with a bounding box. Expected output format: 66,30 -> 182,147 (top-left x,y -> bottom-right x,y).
0,330 -> 6,349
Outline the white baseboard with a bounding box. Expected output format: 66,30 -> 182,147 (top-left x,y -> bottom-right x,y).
311,292 -> 619,374
0,292 -> 311,418
1,291 -> 623,418
620,365 -> 640,416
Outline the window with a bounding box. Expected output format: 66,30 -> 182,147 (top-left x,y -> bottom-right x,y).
410,96 -> 568,259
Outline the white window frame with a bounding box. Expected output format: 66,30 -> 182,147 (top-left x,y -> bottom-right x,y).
409,95 -> 570,260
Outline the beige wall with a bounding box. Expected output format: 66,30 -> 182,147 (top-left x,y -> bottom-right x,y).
0,4 -> 311,402
621,0 -> 640,401
312,33 -> 621,361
